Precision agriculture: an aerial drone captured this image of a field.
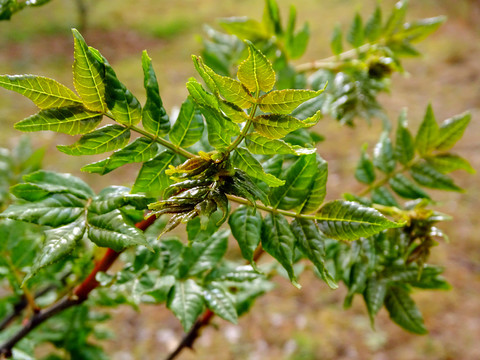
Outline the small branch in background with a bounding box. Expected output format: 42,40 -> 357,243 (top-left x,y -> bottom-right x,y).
74,0 -> 87,32
165,243 -> 267,360
164,310 -> 215,360
0,213 -> 157,358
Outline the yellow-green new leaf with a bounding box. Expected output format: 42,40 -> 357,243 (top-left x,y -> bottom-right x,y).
252,111 -> 320,139
72,29 -> 106,112
0,75 -> 82,109
258,89 -> 324,114
232,147 -> 284,187
237,41 -> 275,94
246,132 -> 315,156
315,200 -> 403,241
15,106 -> 102,135
57,124 -> 130,156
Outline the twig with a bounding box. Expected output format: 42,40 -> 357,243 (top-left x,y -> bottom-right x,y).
0,284 -> 57,332
0,214 -> 157,358
165,246 -> 266,360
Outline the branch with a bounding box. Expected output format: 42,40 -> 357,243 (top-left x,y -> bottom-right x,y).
0,214 -> 157,358
165,246 -> 266,360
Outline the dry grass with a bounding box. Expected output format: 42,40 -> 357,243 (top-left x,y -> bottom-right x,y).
0,0 -> 479,359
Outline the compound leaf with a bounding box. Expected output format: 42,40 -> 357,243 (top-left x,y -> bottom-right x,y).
270,153 -> 317,210
87,209 -> 149,252
389,174 -> 430,199
132,151 -> 176,195
410,162 -> 463,192
262,213 -> 299,288
14,106 -> 102,135
1,193 -> 85,227
253,111 -> 320,140
82,138 -> 159,175
258,89 -> 324,114
20,170 -> 95,199
232,147 -> 284,187
141,50 -> 170,136
315,200 -> 403,241
0,75 -> 82,109
228,206 -> 262,268
25,217 -> 86,283
203,285 -> 238,324
300,154 -> 328,214
103,59 -> 142,126
72,29 -> 106,112
57,124 -> 130,156
436,112 -> 471,151
384,286 -> 427,334
168,279 -> 204,331
415,104 -> 439,156
291,218 -> 337,289
169,96 -> 204,148
237,41 -> 275,94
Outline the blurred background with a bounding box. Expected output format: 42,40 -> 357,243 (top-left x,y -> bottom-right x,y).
0,0 -> 479,359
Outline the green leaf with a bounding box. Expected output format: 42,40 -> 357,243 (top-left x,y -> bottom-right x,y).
186,78 -> 219,110
364,6 -> 382,42
435,112 -> 471,151
291,218 -> 337,289
374,132 -> 396,174
263,0 -> 282,35
232,147 -> 284,187
132,151 -> 176,195
245,132 -> 314,156
87,210 -> 149,252
384,286 -> 427,334
237,41 -> 275,94
169,96 -> 204,148
14,106 -> 102,135
81,138 -> 159,175
203,285 -> 238,324
196,58 -> 254,108
21,170 -> 95,199
103,59 -> 142,126
400,16 -> 446,43
371,186 -> 398,207
355,144 -> 376,184
330,24 -> 343,56
141,50 -> 170,136
219,17 -> 270,41
72,29 -> 106,112
300,154 -> 328,214
198,105 -> 240,150
262,213 -> 299,288
258,89 -> 324,114
0,75 -> 82,109
57,124 -> 130,156
410,162 -> 463,192
168,279 -> 205,331
25,217 -> 86,283
383,0 -> 408,36
219,101 -> 249,123
252,111 -> 321,140
315,200 -> 403,241
389,174 -> 430,199
1,193 -> 85,227
363,277 -> 387,324
415,104 -> 439,156
344,262 -> 369,308
395,109 -> 415,165
88,186 -> 153,214
270,153 -> 317,210
179,230 -> 229,278
426,153 -> 475,174
347,13 -> 364,48
228,206 -> 262,268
